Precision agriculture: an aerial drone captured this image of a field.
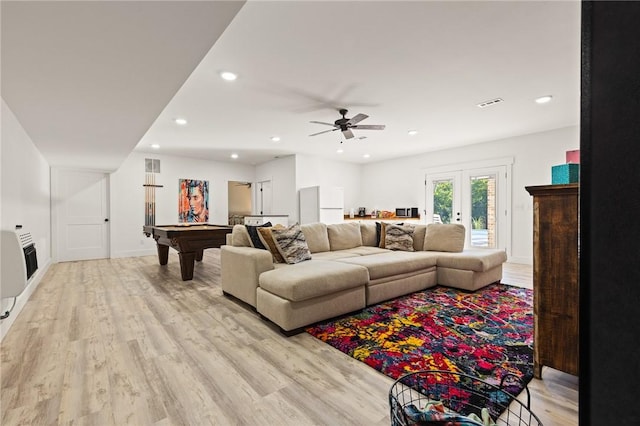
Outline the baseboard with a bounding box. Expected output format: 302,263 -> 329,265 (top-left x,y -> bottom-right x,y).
111,248 -> 156,258
0,258 -> 51,341
507,256 -> 532,265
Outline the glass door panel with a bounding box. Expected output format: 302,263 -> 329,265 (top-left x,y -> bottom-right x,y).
426,172 -> 461,225
468,174 -> 497,248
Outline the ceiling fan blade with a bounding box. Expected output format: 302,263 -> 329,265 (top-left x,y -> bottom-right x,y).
309,121 -> 336,127
347,113 -> 368,125
351,124 -> 386,130
342,129 -> 355,139
309,128 -> 338,137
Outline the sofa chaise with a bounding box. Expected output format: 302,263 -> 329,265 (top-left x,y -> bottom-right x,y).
221,221 -> 506,334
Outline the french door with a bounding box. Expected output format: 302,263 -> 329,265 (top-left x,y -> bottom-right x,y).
426,165 -> 509,251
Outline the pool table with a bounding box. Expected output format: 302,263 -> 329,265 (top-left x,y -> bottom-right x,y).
143,224 -> 233,281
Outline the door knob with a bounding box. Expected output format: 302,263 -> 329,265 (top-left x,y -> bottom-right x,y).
104,218 -> 109,222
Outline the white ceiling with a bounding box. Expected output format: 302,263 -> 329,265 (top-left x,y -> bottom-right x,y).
2,1 -> 581,170
1,1 -> 245,171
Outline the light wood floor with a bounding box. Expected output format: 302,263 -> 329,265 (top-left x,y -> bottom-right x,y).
1,252 -> 578,425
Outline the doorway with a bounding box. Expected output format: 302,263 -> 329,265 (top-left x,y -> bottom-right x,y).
52,169 -> 110,261
425,162 -> 511,252
227,181 -> 252,225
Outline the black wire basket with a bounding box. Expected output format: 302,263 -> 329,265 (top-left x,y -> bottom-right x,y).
389,370 -> 543,426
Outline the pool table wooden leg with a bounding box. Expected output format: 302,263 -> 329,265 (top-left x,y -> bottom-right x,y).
178,252 -> 196,281
195,249 -> 204,261
157,244 -> 169,265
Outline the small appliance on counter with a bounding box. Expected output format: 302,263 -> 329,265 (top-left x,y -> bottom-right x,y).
395,207 -> 420,218
358,207 -> 366,217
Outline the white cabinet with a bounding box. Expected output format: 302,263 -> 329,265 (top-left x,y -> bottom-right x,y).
299,186 -> 344,224
244,215 -> 288,227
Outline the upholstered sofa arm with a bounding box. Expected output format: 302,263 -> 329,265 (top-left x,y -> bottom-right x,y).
221,246 -> 274,307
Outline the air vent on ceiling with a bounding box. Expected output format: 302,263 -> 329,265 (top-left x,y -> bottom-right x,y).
477,98 -> 504,108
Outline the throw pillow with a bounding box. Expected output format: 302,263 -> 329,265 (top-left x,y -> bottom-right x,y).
271,223 -> 312,264
385,224 -> 415,251
378,221 -> 403,248
423,223 -> 465,252
245,222 -> 272,249
257,226 -> 286,263
378,222 -> 387,248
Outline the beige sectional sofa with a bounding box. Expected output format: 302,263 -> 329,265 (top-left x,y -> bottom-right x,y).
221,221 -> 506,335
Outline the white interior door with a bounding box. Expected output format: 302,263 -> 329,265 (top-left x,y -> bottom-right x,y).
255,180 -> 272,215
53,169 -> 109,261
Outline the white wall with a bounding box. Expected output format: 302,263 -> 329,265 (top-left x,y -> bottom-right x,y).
255,155 -> 298,222
109,151 -> 255,258
295,154 -> 362,216
1,99 -> 52,340
360,126 -> 579,264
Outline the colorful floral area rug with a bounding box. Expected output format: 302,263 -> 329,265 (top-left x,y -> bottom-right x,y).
306,284 -> 534,418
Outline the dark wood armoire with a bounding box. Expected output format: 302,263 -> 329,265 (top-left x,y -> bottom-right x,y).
525,183 -> 579,378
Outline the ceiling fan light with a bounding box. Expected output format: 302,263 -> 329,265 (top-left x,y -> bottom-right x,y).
535,95 -> 553,104
220,71 -> 237,81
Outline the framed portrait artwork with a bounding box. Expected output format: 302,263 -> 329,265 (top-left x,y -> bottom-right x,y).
178,179 -> 209,223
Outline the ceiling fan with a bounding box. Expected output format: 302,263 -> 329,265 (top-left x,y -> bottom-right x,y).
309,109 -> 385,139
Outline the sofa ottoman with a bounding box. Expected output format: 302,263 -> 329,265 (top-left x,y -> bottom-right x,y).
256,260 -> 369,334
435,249 -> 507,291
335,251 -> 438,304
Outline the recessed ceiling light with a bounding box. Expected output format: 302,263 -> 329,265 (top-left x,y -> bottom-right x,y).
271,136 -> 281,142
230,153 -> 239,159
151,143 -> 160,149
408,130 -> 418,136
535,95 -> 553,104
220,71 -> 237,81
174,118 -> 187,125
363,154 -> 370,159
336,149 -> 344,154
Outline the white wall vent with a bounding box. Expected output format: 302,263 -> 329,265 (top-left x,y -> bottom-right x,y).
477,98 -> 504,108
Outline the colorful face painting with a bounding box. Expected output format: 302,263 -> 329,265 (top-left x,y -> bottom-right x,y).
178,179 -> 209,223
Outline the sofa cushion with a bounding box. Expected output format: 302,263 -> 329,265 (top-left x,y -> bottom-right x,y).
257,227 -> 286,263
423,223 -> 465,252
301,223 -> 330,253
360,222 -> 378,247
385,224 -> 415,251
259,260 -> 369,302
246,222 -> 272,249
335,251 -> 438,280
412,225 -> 426,251
436,249 -> 507,272
327,222 -> 363,250
231,224 -> 251,247
311,250 -> 361,260
271,224 -> 312,264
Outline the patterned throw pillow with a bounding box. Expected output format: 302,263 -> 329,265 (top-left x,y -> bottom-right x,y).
257,226 -> 286,263
377,221 -> 404,248
271,223 -> 312,264
385,224 -> 415,251
245,222 -> 272,249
